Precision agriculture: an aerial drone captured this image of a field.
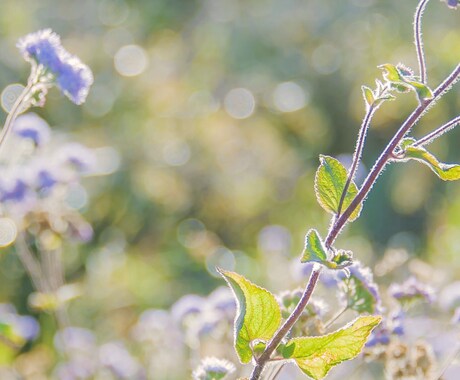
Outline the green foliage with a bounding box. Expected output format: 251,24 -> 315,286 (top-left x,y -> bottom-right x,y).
218,270 -> 282,364
300,229 -> 353,270
399,138 -> 460,181
378,63 -> 433,102
281,316 -> 381,380
314,155 -> 362,221
300,229 -> 328,264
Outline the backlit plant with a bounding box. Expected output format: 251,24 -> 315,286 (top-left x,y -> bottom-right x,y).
199,0 -> 460,379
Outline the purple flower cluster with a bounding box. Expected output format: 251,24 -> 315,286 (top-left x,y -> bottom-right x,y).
54,327 -> 145,380
17,29 -> 93,105
366,309 -> 405,348
389,277 -> 435,304
442,0 -> 460,9
1,113 -> 97,242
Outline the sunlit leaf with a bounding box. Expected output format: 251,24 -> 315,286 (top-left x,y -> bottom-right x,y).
361,86 -> 374,107
300,229 -> 328,264
281,316 -> 381,380
219,270 -> 282,364
314,155 -> 362,221
400,138 -> 460,181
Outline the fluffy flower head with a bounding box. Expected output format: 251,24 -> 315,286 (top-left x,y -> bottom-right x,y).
17,29 -> 93,104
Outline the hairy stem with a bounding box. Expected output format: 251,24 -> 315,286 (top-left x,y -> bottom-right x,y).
414,0 -> 430,83
249,268 -> 321,380
414,115 -> 460,147
337,105 -> 375,216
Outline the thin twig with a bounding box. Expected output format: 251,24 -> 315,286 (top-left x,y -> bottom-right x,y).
413,115 -> 460,147
432,341 -> 460,380
15,233 -> 45,292
323,306 -> 348,330
414,0 -> 431,84
250,268 -> 322,380
337,105 -> 375,216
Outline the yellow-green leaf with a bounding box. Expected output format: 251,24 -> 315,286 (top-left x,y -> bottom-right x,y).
219,270 -> 282,364
402,142 -> 460,181
314,155 -> 362,221
282,315 -> 381,380
300,229 -> 328,264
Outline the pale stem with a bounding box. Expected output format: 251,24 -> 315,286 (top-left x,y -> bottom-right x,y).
414,0 -> 431,83
15,233 -> 45,292
323,305 -> 349,330
413,115 -> 460,147
0,79 -> 34,151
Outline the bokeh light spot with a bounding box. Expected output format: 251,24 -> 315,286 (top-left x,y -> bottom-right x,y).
273,81 -> 309,112
0,218 -> 17,247
1,84 -> 24,113
114,45 -> 149,77
224,88 -> 255,119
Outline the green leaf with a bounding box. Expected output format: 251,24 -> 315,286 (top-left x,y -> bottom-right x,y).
343,271 -> 379,313
218,270 -> 282,364
400,140 -> 460,181
314,155 -> 362,221
300,229 -> 328,264
281,315 -> 381,380
379,63 -> 402,82
406,80 -> 433,101
361,86 -> 374,107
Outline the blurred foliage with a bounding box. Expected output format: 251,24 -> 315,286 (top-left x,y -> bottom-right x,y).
0,0 -> 460,378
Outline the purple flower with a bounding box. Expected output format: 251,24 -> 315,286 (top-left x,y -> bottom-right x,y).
451,307 -> 460,324
13,113 -> 50,146
0,177 -> 29,203
442,0 -> 460,9
171,294 -> 206,324
17,29 -> 93,104
57,143 -> 96,173
99,341 -> 145,379
389,277 -> 435,304
17,29 -> 63,72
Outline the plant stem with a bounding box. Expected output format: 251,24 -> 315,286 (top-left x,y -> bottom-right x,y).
337,105 -> 375,216
0,80 -> 33,151
414,0 -> 430,83
249,64 -> 460,380
249,268 -> 321,380
324,306 -> 348,330
326,63 -> 460,247
413,115 -> 460,147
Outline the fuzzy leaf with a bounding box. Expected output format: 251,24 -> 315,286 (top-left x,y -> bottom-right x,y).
314,155 -> 362,221
400,139 -> 460,181
406,80 -> 433,101
361,86 -> 374,107
300,229 -> 328,264
282,316 -> 381,380
379,63 -> 402,82
219,270 -> 282,364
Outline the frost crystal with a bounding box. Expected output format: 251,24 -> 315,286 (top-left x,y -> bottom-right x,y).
17,29 -> 93,104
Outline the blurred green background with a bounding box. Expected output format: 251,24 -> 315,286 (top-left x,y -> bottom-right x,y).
0,0 -> 460,377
